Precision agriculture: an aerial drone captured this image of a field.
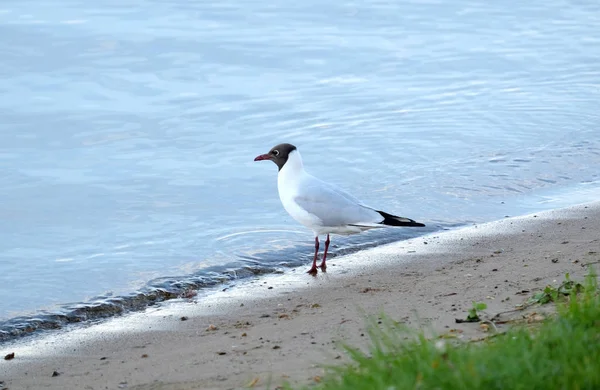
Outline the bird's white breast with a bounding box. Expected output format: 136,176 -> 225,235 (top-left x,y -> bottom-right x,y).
277,150 -> 323,233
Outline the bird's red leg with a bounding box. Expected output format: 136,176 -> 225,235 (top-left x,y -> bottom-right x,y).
307,236 -> 319,275
319,234 -> 330,271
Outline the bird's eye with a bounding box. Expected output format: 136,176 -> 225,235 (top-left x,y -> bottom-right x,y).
272,150 -> 280,156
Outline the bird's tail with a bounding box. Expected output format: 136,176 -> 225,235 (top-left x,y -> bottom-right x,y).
377,210 -> 425,227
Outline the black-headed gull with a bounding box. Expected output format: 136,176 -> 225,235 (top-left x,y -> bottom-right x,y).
254,143 -> 425,275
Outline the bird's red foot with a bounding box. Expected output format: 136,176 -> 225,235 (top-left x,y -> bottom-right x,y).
319,263 -> 327,272
307,267 -> 318,276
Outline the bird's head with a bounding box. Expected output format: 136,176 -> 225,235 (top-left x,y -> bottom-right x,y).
254,143 -> 297,171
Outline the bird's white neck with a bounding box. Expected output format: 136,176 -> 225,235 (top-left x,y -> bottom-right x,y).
278,149 -> 305,193
279,149 -> 304,176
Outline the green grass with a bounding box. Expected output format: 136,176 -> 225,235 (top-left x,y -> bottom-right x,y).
295,269 -> 600,390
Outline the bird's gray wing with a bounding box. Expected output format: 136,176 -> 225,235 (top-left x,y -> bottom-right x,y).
293,178 -> 380,227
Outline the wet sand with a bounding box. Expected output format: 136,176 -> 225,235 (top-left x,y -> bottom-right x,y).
2,202 -> 599,390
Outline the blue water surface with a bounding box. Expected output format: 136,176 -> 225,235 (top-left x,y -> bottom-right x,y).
1,0 -> 599,321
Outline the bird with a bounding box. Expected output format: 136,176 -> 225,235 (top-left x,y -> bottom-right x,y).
254,143 -> 425,275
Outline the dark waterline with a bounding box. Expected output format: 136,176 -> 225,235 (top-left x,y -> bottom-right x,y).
2,179 -> 600,344
0,223 -> 446,343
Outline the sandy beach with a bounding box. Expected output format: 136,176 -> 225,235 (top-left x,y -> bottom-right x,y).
2,201 -> 599,390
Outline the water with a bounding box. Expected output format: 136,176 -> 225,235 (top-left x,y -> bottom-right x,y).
1,0 -> 600,338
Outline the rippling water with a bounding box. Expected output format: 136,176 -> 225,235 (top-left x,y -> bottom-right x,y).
1,0 -> 599,334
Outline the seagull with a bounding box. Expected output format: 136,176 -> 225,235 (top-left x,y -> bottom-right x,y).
254,143 -> 425,275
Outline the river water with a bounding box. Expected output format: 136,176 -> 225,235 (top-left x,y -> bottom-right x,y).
1,0 -> 599,339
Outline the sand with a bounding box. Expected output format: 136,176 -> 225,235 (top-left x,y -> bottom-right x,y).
2,201 -> 599,390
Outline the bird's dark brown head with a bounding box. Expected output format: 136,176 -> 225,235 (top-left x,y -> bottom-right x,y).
254,143 -> 297,171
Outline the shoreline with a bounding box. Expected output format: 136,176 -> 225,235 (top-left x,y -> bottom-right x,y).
0,226 -> 444,346
2,179 -> 599,345
2,201 -> 600,389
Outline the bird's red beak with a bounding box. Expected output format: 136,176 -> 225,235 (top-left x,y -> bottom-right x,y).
254,154 -> 271,161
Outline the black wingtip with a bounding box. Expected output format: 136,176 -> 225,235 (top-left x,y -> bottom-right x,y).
377,210 -> 425,227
